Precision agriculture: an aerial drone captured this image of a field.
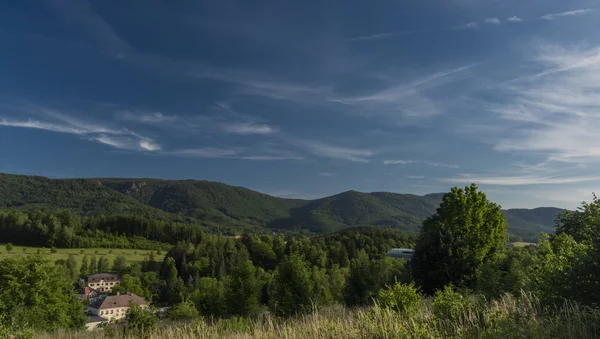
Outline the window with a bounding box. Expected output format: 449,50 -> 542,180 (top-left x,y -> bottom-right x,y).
111,310 -> 114,314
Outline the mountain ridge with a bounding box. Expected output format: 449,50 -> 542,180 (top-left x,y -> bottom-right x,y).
0,173 -> 565,241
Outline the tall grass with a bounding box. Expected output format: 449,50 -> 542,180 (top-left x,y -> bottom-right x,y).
39,292 -> 600,339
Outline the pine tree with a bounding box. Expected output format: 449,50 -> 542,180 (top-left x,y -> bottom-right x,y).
80,255 -> 89,276
89,256 -> 97,274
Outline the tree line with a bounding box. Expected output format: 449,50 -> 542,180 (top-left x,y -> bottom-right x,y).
1,184 -> 599,335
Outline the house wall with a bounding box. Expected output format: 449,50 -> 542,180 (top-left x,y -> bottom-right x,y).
88,279 -> 120,292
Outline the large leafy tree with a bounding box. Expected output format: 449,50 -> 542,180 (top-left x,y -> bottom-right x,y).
224,252 -> 260,317
0,255 -> 86,332
344,250 -> 378,306
411,184 -> 507,294
190,277 -> 225,317
269,253 -> 314,316
534,195 -> 600,306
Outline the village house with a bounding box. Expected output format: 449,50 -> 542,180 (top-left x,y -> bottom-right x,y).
75,286 -> 102,302
87,292 -> 149,323
86,273 -> 120,292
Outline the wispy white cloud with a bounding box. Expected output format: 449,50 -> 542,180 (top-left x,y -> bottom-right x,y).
222,123 -> 277,135
318,172 -> 334,177
299,142 -> 373,162
167,147 -> 304,161
464,22 -> 478,29
507,16 -> 522,22
439,174 -> 600,186
119,111 -> 178,124
490,44 -> 600,163
540,9 -> 594,20
407,175 -> 425,179
425,161 -> 459,169
384,159 -> 458,168
0,118 -> 89,135
330,64 -> 477,118
94,135 -> 160,151
0,109 -> 160,152
48,0 -> 132,56
484,18 -> 501,25
384,160 -> 416,165
168,148 -> 239,158
238,155 -> 304,161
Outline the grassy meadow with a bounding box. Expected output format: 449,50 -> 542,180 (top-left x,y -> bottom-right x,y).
39,292 -> 600,339
0,245 -> 164,267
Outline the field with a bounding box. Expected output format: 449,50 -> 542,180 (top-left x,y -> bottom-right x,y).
38,293 -> 600,339
512,242 -> 538,248
0,245 -> 165,267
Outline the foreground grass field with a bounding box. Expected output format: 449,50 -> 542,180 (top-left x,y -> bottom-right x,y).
39,292 -> 600,339
0,245 -> 164,266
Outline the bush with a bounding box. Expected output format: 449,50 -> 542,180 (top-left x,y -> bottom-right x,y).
5,243 -> 13,253
166,301 -> 199,321
432,285 -> 471,322
125,305 -> 157,335
50,247 -> 57,254
378,281 -> 422,315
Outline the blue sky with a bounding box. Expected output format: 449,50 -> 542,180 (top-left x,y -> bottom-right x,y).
1,0 -> 599,209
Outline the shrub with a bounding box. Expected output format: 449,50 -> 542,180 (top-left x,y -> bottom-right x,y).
50,247 -> 57,254
5,243 -> 13,253
166,301 -> 199,321
378,281 -> 422,315
124,304 -> 158,336
432,285 -> 471,322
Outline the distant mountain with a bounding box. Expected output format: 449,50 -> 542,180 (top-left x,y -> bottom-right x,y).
0,173 -> 564,241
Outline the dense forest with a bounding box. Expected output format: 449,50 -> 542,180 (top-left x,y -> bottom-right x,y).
0,173 -> 563,241
1,183 -> 599,338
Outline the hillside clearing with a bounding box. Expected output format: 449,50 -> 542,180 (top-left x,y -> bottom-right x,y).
0,245 -> 164,266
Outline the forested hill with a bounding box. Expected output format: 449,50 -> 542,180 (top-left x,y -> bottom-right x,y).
0,173 -> 564,240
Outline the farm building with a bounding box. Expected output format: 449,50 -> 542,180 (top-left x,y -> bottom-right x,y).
386,248 -> 414,260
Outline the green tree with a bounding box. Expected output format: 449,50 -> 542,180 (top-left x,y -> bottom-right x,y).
555,196 -> 598,244
328,264 -> 348,303
5,243 -> 12,253
476,246 -> 535,298
269,254 -> 315,316
0,255 -> 86,331
412,184 -> 508,294
124,304 -> 157,335
89,256 -> 97,274
224,254 -> 260,317
166,300 -> 199,321
112,274 -> 151,299
80,255 -> 89,276
378,282 -> 422,315
66,254 -> 78,280
190,277 -> 225,317
112,255 -> 128,275
97,256 -> 110,273
160,257 -> 185,304
344,250 -> 378,306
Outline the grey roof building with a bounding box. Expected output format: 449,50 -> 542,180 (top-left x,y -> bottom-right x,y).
386,248 -> 414,260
